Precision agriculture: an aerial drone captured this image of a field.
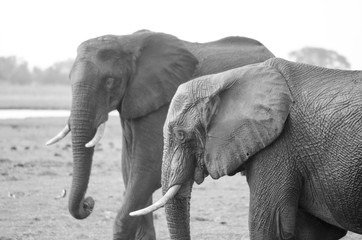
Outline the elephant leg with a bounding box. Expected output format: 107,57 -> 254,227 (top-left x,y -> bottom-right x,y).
135,196 -> 155,239
113,169 -> 159,240
114,106 -> 166,240
247,177 -> 300,239
295,209 -> 347,240
246,154 -> 302,239
248,194 -> 299,240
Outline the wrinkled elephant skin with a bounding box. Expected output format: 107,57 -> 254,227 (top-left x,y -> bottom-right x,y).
154,58 -> 361,239
48,30 -> 274,240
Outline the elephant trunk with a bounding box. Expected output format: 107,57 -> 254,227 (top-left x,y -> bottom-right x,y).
162,156 -> 194,240
68,83 -> 97,219
129,143 -> 195,239
164,185 -> 193,240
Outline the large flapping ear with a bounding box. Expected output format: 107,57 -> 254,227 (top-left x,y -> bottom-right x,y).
202,63 -> 293,179
121,32 -> 198,119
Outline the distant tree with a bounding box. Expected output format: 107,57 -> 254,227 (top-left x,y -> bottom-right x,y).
0,56 -> 31,84
34,59 -> 73,84
32,67 -> 44,83
0,56 -> 17,82
288,47 -> 351,70
0,57 -> 74,85
11,62 -> 32,84
52,59 -> 73,75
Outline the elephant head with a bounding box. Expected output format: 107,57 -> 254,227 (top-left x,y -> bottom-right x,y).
46,30 -> 198,219
130,62 -> 293,239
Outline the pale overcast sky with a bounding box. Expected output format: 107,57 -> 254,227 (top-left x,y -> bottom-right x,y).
0,0 -> 361,69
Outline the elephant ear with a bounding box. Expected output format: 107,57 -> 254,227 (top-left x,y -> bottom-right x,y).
202,63 -> 293,179
121,32 -> 198,119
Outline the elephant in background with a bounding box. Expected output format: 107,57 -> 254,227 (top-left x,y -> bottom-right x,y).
132,58 -> 362,239
46,30 -> 274,239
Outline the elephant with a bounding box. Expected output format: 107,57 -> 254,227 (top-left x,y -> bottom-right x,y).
131,57 -> 362,239
46,30 -> 274,239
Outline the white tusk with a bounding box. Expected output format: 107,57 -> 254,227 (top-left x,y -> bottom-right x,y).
129,184 -> 181,217
46,124 -> 70,146
85,122 -> 106,148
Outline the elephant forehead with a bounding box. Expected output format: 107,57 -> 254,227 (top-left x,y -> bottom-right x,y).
77,35 -> 124,54
168,85 -> 196,117
165,70 -> 239,130
170,94 -> 191,114
81,35 -> 119,45
170,76 -> 217,116
164,94 -> 199,138
96,35 -> 120,41
70,61 -> 100,83
166,103 -> 194,128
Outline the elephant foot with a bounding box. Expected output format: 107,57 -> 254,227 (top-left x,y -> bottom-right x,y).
113,228 -> 155,240
113,213 -> 156,240
135,225 -> 156,240
113,233 -> 155,240
295,210 -> 347,240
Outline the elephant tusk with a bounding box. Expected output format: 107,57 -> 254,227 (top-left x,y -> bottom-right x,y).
85,122 -> 106,148
129,184 -> 181,217
46,124 -> 70,146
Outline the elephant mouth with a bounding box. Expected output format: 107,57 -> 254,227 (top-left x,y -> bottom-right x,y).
194,165 -> 207,184
129,184 -> 181,216
84,122 -> 106,147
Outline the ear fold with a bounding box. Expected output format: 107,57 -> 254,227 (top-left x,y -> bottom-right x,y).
202,64 -> 293,179
201,95 -> 220,128
121,32 -> 198,119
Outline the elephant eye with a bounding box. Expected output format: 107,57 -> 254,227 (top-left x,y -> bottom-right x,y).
174,129 -> 186,141
105,77 -> 114,90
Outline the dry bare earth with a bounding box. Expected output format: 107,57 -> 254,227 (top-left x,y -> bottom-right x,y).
0,117 -> 360,240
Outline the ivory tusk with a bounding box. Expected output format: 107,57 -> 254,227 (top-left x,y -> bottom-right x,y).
46,124 -> 70,146
85,122 -> 106,148
129,184 -> 181,217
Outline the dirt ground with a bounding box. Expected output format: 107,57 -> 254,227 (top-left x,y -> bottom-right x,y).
0,116 -> 360,240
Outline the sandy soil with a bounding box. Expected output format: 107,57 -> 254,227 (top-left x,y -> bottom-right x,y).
0,116 -> 360,239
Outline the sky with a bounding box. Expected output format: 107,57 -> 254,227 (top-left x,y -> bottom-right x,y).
0,0 -> 361,70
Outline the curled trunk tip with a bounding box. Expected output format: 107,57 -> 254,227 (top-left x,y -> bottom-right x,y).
69,196 -> 95,219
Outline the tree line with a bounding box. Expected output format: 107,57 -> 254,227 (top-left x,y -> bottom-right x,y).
0,47 -> 350,85
0,56 -> 73,85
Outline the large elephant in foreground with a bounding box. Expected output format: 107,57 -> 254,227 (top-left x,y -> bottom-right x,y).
46,30 -> 274,239
131,58 -> 362,239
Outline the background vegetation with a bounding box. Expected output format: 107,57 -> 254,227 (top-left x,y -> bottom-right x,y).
0,57 -> 73,109
0,57 -> 73,85
288,47 -> 351,70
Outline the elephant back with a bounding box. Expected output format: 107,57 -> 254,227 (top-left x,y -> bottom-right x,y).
183,36 -> 274,77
